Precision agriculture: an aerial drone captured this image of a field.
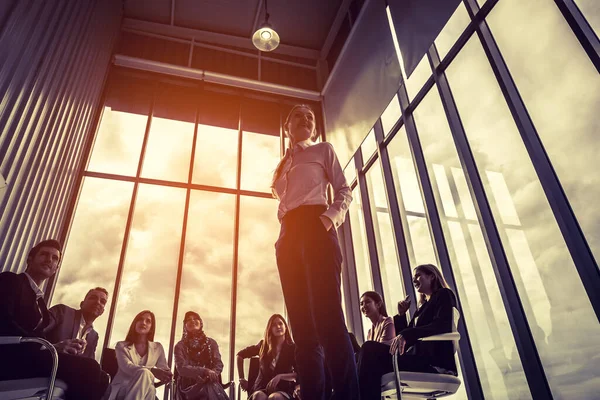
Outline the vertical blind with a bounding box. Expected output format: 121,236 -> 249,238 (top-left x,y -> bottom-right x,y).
0,0 -> 122,273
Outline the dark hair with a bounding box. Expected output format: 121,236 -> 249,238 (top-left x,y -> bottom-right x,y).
259,314 -> 293,361
360,291 -> 388,317
271,104 -> 318,189
28,239 -> 62,261
85,287 -> 109,300
414,264 -> 450,306
183,311 -> 201,323
125,310 -> 156,344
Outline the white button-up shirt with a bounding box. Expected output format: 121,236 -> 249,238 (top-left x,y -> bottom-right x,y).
273,140 -> 352,228
23,272 -> 45,330
23,272 -> 44,300
78,315 -> 94,340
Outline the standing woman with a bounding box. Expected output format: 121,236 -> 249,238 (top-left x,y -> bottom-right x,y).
237,314 -> 297,400
174,311 -> 228,400
109,310 -> 172,400
271,104 -> 358,400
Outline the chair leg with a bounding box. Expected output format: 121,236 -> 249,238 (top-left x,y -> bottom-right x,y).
392,352 -> 403,400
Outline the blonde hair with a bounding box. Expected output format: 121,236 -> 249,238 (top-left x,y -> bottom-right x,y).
270,104 -> 318,189
415,264 -> 449,306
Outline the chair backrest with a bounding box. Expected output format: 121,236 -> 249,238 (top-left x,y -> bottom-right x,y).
101,348 -> 118,380
247,357 -> 260,392
418,307 -> 461,353
451,307 -> 461,354
237,357 -> 260,400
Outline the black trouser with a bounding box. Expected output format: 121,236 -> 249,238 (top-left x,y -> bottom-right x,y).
357,341 -> 437,400
0,343 -> 109,400
275,205 -> 359,400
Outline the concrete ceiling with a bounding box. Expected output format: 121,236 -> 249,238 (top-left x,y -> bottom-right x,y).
123,0 -> 346,51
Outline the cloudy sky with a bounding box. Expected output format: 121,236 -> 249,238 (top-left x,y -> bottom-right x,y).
49,1 -> 599,399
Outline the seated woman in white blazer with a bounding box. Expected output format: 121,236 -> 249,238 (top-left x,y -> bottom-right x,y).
108,310 -> 173,400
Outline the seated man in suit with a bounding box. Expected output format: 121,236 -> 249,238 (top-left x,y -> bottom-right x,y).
0,239 -> 109,400
47,287 -> 109,359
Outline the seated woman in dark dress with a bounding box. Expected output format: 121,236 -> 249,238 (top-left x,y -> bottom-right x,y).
237,314 -> 297,400
174,311 -> 228,400
358,263 -> 459,400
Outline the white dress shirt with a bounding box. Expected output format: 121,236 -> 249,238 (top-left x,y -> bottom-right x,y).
77,315 -> 94,340
273,140 -> 352,228
23,272 -> 44,300
23,272 -> 45,330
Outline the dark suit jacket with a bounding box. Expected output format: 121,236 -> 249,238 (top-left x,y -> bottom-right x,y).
0,272 -> 50,337
46,304 -> 99,359
393,288 -> 458,374
237,340 -> 296,395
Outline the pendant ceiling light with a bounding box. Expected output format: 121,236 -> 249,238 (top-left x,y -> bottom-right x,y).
252,0 -> 280,52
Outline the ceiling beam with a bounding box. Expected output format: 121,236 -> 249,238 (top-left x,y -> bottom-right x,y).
114,54 -> 321,101
320,0 -> 353,60
122,18 -> 320,60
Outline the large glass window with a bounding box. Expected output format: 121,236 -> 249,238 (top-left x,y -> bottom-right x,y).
141,85 -> 195,183
388,126 -> 437,267
447,32 -> 600,399
341,1 -> 598,398
405,56 -> 431,101
87,76 -> 151,176
348,188 -> 373,298
364,159 -> 405,315
347,187 -> 373,338
108,184 -> 186,348
235,196 -> 284,371
488,0 -> 600,265
192,125 -> 238,188
381,95 -> 402,136
385,6 -> 432,101
574,0 -> 600,35
192,92 -> 240,188
240,132 -> 280,193
361,128 -> 377,161
52,177 -> 133,362
175,190 -> 235,379
54,72 -> 319,396
413,86 -> 530,399
434,1 -> 471,61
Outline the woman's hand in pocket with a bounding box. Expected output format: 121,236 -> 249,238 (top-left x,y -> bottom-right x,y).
319,215 -> 333,231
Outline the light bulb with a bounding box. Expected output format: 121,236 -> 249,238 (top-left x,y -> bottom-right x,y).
252,23 -> 280,52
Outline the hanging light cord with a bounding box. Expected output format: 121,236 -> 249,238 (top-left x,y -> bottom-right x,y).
265,0 -> 270,23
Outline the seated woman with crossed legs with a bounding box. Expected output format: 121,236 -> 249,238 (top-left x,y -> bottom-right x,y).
358,264 -> 459,400
237,314 -> 297,400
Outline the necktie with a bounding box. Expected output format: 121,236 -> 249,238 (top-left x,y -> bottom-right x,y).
35,296 -> 49,332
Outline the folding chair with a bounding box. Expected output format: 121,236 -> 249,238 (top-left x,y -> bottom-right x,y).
0,336 -> 68,400
381,308 -> 462,399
